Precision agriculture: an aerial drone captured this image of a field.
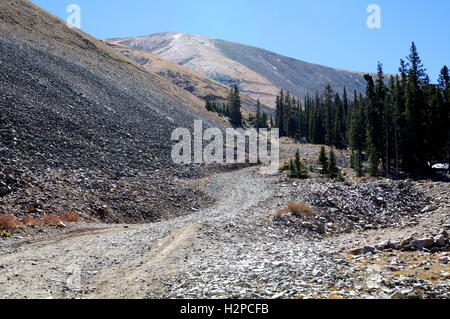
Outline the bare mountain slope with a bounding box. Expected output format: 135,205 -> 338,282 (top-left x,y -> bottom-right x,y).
110,32 -> 370,107
0,0 -> 224,222
105,41 -> 274,116
0,0 -> 224,171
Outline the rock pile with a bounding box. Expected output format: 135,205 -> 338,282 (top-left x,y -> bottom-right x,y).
350,227 -> 450,255
273,179 -> 432,236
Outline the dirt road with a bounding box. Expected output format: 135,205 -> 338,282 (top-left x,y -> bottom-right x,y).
0,167 -> 275,298
1,163 -> 449,299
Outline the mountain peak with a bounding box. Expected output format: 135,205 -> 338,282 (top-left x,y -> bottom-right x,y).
111,33 -> 370,106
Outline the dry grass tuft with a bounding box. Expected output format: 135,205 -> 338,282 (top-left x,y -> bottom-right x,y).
41,214 -> 61,226
275,207 -> 290,218
23,212 -> 80,227
0,214 -> 22,232
287,202 -> 314,218
41,212 -> 80,225
61,211 -> 80,223
23,215 -> 40,226
275,202 -> 314,219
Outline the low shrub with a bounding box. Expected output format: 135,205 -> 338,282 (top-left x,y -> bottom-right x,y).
287,202 -> 314,218
0,214 -> 22,232
61,211 -> 80,223
275,202 -> 314,219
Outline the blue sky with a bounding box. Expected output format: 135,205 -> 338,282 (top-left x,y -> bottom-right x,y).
31,0 -> 449,82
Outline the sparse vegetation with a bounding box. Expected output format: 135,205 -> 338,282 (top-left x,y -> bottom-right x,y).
61,211 -> 80,223
0,214 -> 22,232
276,202 -> 314,219
287,202 -> 314,218
41,214 -> 61,226
1,212 -> 80,233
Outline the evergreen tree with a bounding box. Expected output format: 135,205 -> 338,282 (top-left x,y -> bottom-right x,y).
342,87 -> 349,137
403,44 -> 427,173
349,91 -> 365,153
352,150 -> 364,177
367,145 -> 380,177
261,112 -> 268,129
438,66 -> 450,166
205,96 -> 213,112
229,85 -> 243,127
364,73 -> 381,176
327,148 -> 340,179
318,146 -> 328,175
289,150 -> 308,179
269,42 -> 447,177
275,90 -> 286,136
333,93 -> 345,149
389,76 -> 401,178
255,99 -> 262,129
323,85 -> 334,146
374,62 -> 391,176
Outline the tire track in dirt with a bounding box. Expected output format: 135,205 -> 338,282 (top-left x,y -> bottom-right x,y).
0,167 -> 271,299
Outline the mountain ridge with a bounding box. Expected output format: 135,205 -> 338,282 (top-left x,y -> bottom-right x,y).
110,32 -> 374,107
105,40 -> 275,116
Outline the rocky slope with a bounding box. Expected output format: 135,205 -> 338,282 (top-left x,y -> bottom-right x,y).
110,32 -> 371,107
0,0 -> 225,222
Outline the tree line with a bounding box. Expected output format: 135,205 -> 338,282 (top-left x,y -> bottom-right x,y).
273,42 -> 449,177
204,85 -> 242,127
205,85 -> 272,128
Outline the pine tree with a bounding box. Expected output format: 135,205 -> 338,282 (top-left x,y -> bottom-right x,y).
352,150 -> 364,177
205,96 -> 213,112
342,87 -> 349,137
333,93 -> 345,149
275,90 -> 286,136
389,76 -> 401,178
255,99 -> 262,129
318,146 -> 328,175
323,85 -> 334,146
438,66 -> 450,167
368,145 -> 380,177
327,148 -> 339,179
364,73 -> 382,176
289,150 -> 308,179
374,62 -> 391,176
404,69 -> 425,170
268,43 -> 447,177
261,112 -> 268,129
230,85 -> 243,127
348,91 -> 365,153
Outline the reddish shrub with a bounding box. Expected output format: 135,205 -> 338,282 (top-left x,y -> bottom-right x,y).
0,214 -> 22,232
41,214 -> 61,226
23,215 -> 40,226
61,211 -> 80,223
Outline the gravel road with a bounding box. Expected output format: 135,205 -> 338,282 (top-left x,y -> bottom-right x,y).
0,167 -> 280,298
1,164 -> 449,299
